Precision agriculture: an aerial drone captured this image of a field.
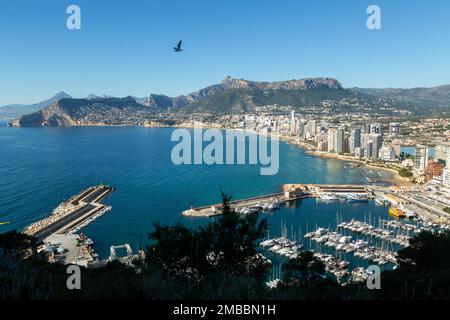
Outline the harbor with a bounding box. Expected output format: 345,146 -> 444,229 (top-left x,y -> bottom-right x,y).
25,185 -> 115,267
183,183 -> 373,217
181,181 -> 450,284
260,196 -> 450,286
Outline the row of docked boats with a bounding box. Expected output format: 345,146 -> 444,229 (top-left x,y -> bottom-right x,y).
306,227 -> 397,265
260,237 -> 302,260
235,199 -> 285,214
312,252 -> 349,281
381,218 -> 449,234
318,193 -> 370,203
338,219 -> 410,247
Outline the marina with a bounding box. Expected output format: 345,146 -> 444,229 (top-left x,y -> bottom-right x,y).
180,181 -> 450,285
260,237 -> 302,260
183,183 -> 373,217
306,227 -> 398,265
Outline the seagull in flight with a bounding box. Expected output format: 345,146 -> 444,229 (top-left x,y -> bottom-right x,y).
173,40 -> 183,52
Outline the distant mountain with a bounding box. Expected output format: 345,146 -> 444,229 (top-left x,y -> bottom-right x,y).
352,85 -> 450,109
0,92 -> 71,119
9,96 -> 151,127
11,76 -> 450,127
140,77 -> 351,113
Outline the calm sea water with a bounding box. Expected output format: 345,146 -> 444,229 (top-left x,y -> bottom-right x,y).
0,125 -> 394,258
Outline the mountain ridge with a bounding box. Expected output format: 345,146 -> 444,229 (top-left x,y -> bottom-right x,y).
8,77 -> 450,127
351,85 -> 450,108
0,92 -> 71,119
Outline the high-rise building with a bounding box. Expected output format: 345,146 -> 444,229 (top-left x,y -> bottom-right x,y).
336,128 -> 345,154
354,147 -> 364,158
414,146 -> 429,171
371,134 -> 382,159
370,123 -> 382,135
298,121 -> 306,140
327,127 -> 338,153
389,123 -> 401,136
290,111 -> 296,135
362,124 -> 371,134
435,144 -> 450,163
349,128 -> 361,154
344,136 -> 350,154
364,141 -> 373,159
306,120 -> 316,139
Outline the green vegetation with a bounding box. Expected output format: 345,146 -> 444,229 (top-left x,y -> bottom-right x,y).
444,207 -> 450,214
399,167 -> 414,178
2,194 -> 450,300
182,87 -> 358,114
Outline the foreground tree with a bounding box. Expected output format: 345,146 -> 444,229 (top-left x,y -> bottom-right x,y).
145,193 -> 269,298
376,230 -> 450,300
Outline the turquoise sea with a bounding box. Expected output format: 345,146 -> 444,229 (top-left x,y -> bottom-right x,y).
0,124 -> 394,259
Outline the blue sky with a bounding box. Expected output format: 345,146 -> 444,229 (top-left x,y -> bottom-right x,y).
0,0 -> 450,104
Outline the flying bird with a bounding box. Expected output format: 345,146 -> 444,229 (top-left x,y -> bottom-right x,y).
173,40 -> 183,52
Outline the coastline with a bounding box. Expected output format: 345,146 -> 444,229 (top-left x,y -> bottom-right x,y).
5,121 -> 411,186
166,123 -> 409,187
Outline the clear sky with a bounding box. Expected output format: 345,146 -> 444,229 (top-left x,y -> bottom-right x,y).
1,0 -> 450,105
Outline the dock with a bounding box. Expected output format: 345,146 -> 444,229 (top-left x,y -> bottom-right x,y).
183,183 -> 373,217
25,185 -> 114,240
183,192 -> 290,217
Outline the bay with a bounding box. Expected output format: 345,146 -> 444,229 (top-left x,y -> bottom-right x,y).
0,126 -> 394,259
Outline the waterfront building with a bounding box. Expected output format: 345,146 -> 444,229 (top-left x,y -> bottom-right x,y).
318,140 -> 328,152
349,128 -> 361,154
414,146 -> 429,171
371,134 -> 382,159
336,127 -> 345,154
444,153 -> 450,188
392,143 -> 401,159
389,123 -> 401,136
364,141 -> 373,159
435,143 -> 450,163
343,136 -> 350,154
354,147 -> 364,158
298,121 -> 306,140
327,127 -> 338,153
443,167 -> 450,188
290,111 -> 296,135
379,146 -> 397,162
425,160 -> 443,181
306,120 -> 317,139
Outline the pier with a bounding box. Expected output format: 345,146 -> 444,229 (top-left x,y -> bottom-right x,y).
24,185 -> 114,267
183,183 -> 373,217
25,185 -> 114,240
